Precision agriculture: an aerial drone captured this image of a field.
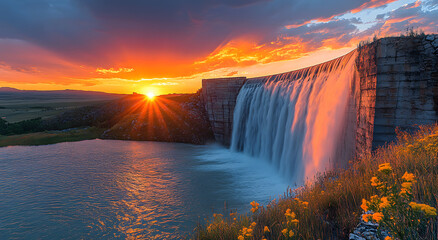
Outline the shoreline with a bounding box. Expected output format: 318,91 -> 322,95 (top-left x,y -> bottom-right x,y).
0,127 -> 105,147
0,127 -> 215,148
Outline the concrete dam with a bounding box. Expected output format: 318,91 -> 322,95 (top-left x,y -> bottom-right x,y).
201,35 -> 438,183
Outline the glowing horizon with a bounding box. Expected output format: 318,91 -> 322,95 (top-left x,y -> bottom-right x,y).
0,0 -> 436,95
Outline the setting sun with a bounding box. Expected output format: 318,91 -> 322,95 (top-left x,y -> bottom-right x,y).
140,87 -> 158,100
1,1 -> 438,239
146,92 -> 156,100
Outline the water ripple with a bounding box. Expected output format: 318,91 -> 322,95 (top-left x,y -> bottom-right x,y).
0,140 -> 287,239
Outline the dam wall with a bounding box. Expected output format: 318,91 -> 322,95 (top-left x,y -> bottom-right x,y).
355,35 -> 438,157
201,77 -> 246,146
202,35 -> 438,158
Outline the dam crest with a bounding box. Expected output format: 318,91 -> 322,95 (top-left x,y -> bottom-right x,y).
202,35 -> 438,183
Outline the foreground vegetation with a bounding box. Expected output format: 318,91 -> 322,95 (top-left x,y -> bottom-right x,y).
0,127 -> 104,147
194,125 -> 438,239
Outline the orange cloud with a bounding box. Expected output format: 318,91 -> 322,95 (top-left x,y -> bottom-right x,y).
0,0 -> 436,95
96,67 -> 134,74
351,0 -> 399,13
193,37 -> 311,72
407,0 -> 422,9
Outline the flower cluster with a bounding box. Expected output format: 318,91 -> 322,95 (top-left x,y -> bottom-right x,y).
404,130 -> 438,154
237,222 -> 256,240
206,213 -> 224,232
250,201 -> 260,213
361,162 -> 437,239
378,163 -> 392,174
409,202 -> 437,217
280,208 -> 299,239
294,198 -> 309,209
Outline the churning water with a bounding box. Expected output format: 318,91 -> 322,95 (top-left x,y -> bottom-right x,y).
231,51 -> 358,184
0,140 -> 287,239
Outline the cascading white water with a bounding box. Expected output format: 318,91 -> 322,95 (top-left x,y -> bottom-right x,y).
231,51 -> 358,184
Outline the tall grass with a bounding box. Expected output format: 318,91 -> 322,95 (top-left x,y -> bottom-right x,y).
193,125 -> 438,239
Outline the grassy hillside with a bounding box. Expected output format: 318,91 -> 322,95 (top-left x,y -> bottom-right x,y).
0,91 -> 214,146
100,92 -> 214,144
0,88 -> 123,123
194,125 -> 438,239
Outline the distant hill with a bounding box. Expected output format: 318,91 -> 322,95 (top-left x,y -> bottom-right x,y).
0,87 -> 21,92
0,87 -> 124,96
0,87 -> 126,101
0,88 -> 128,123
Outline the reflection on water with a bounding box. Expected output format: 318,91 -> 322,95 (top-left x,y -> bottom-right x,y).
0,140 -> 287,239
111,142 -> 188,239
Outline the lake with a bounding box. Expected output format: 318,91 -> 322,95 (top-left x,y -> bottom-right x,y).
0,140 -> 288,239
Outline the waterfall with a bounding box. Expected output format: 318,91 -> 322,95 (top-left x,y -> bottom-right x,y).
231,51 -> 358,184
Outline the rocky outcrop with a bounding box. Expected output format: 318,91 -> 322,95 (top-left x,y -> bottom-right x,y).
349,212 -> 391,240
101,93 -> 214,144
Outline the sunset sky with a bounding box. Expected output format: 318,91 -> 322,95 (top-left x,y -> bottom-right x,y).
0,0 -> 437,95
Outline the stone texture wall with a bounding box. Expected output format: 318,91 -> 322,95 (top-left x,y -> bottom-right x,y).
355,43 -> 378,159
202,35 -> 438,157
201,77 -> 246,145
372,35 -> 438,148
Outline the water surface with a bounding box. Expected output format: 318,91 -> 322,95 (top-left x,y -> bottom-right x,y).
0,140 -> 287,239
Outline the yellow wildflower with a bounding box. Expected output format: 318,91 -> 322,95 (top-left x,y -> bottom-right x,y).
362,214 -> 372,222
401,181 -> 413,190
291,219 -> 299,224
361,199 -> 368,212
285,209 -> 296,219
370,195 -> 379,201
379,197 -> 390,209
302,201 -> 309,208
250,222 -> 256,228
233,218 -> 237,221
264,226 -> 270,233
402,171 -> 416,182
378,163 -> 392,173
282,228 -> 288,236
289,230 -> 294,237
370,177 -> 380,187
238,236 -> 244,240
410,202 -> 437,216
372,212 -> 384,222
384,237 -> 392,240
250,201 -> 260,213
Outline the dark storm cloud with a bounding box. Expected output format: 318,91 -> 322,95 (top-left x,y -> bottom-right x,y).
0,0 -> 397,68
